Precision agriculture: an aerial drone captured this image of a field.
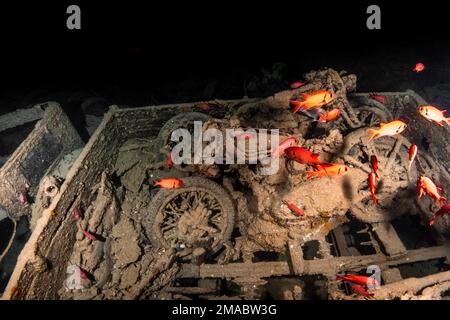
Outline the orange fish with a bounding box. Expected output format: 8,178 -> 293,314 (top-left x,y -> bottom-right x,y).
306,163 -> 350,179
369,172 -> 377,205
418,105 -> 450,127
368,120 -> 407,142
370,155 -> 379,178
429,204 -> 450,226
336,274 -> 380,287
370,93 -> 387,104
79,225 -> 97,241
290,81 -> 305,89
408,144 -> 418,171
290,90 -> 334,113
271,137 -> 298,158
413,63 -> 425,73
418,176 -> 446,208
198,103 -> 211,111
318,108 -> 341,123
285,146 -> 324,166
154,178 -> 183,189
351,285 -> 374,298
282,200 -> 305,216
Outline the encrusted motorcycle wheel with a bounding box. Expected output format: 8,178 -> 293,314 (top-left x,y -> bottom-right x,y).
144,176 -> 235,256
354,106 -> 391,128
154,112 -> 211,162
339,128 -> 418,223
349,95 -> 393,120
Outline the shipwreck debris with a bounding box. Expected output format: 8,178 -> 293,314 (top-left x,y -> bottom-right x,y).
1,69 -> 449,300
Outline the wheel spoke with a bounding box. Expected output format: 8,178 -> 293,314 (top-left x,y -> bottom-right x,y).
165,206 -> 181,217
156,189 -> 227,247
167,202 -> 183,215
384,136 -> 403,172
209,203 -> 221,211
161,224 -> 176,233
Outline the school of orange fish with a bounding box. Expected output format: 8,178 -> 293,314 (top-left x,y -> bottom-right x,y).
153,63 -> 449,227
145,62 -> 450,296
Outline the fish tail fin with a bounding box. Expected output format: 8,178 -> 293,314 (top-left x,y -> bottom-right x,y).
371,192 -> 377,205
368,129 -> 377,142
445,117 -> 450,126
306,171 -> 316,179
292,104 -> 303,113
294,105 -> 304,113
290,101 -> 304,114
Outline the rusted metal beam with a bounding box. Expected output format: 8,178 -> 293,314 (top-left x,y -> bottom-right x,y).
199,262 -> 291,279
331,226 -> 354,256
287,240 -> 304,275
180,245 -> 449,279
0,104 -> 46,132
0,102 -> 84,221
373,270 -> 450,299
372,222 -> 406,256
309,244 -> 449,276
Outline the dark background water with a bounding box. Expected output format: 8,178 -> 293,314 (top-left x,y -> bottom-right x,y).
0,1 -> 449,110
